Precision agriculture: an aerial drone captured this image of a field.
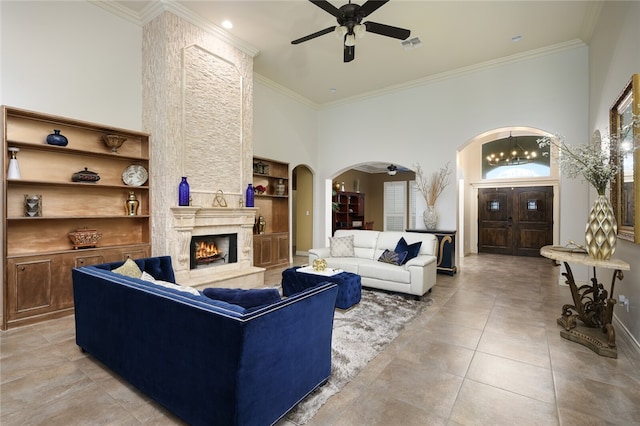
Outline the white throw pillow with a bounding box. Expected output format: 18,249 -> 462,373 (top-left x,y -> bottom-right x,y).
140,271 -> 200,296
329,234 -> 355,257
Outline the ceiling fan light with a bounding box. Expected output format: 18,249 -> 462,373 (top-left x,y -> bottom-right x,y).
335,25 -> 348,39
387,164 -> 398,176
354,24 -> 365,39
345,34 -> 356,47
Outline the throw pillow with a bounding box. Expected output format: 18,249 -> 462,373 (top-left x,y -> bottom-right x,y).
112,258 -> 142,278
140,271 -> 200,296
394,237 -> 422,265
203,287 -> 281,309
377,249 -> 408,266
329,235 -> 355,257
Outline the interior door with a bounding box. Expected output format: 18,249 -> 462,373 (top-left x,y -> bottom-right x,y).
478,186 -> 553,256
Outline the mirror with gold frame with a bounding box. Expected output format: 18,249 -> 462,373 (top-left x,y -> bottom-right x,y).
610,74 -> 639,243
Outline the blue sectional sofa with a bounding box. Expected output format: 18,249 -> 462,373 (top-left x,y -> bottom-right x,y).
72,256 -> 338,426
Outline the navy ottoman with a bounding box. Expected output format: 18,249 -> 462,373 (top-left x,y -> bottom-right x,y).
282,267 -> 362,310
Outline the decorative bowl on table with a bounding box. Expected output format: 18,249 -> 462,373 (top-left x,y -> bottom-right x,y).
102,134 -> 127,153
313,258 -> 327,272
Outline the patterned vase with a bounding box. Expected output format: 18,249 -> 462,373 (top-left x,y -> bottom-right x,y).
423,205 -> 438,230
585,194 -> 617,260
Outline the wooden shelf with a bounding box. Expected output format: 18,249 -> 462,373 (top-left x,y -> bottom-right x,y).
2,106 -> 151,330
252,157 -> 289,268
7,179 -> 149,190
332,191 -> 365,233
7,215 -> 151,220
6,140 -> 149,161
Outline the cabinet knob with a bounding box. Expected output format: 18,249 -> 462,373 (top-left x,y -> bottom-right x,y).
19,266 -> 26,271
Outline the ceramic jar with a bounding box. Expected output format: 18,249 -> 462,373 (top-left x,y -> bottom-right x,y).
46,129 -> 68,146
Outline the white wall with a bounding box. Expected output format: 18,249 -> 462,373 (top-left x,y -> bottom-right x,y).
253,78 -> 319,245
253,78 -> 318,166
588,1 -> 640,344
0,1 -> 142,130
315,45 -> 589,247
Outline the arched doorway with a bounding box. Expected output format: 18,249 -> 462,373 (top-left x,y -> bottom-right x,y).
292,164 -> 313,257
458,127 -> 560,256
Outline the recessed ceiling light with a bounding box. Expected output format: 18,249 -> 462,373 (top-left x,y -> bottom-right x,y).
222,20 -> 233,29
329,88 -> 337,93
511,35 -> 523,42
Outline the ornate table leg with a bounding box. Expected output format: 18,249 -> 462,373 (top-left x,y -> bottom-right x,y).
556,261 -> 621,358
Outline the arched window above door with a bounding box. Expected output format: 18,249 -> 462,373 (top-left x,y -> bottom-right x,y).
482,135 -> 550,180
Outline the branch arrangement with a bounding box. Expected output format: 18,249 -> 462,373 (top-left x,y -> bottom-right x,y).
414,162 -> 452,206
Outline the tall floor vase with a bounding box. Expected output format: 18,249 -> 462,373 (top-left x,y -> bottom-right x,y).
585,194 -> 617,260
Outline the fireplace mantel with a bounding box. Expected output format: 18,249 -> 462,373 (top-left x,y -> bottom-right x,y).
170,206 -> 264,288
172,206 -> 259,229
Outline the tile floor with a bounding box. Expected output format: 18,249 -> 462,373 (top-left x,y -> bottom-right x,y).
1,254 -> 639,425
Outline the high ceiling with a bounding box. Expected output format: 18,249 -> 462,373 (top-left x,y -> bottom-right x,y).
113,0 -> 602,106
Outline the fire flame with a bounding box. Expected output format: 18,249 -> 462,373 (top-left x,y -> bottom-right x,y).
195,241 -> 220,260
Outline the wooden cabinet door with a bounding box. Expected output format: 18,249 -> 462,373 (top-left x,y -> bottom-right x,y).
478,186 -> 553,256
7,258 -> 53,319
253,235 -> 273,267
274,233 -> 289,265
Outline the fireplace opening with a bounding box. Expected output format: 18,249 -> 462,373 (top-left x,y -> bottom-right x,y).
190,234 -> 237,270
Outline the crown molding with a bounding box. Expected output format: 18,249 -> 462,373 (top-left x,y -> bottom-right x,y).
320,39 -> 588,109
88,0 -> 143,25
91,0 -> 259,58
253,73 -> 319,110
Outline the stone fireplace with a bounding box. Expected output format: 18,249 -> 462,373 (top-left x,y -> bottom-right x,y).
170,207 -> 263,289
143,11 -> 263,289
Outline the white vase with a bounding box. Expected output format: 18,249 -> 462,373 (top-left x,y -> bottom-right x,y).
585,194 -> 617,260
423,205 -> 437,230
7,147 -> 21,179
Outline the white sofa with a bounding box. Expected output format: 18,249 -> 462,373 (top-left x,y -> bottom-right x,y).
308,230 -> 438,298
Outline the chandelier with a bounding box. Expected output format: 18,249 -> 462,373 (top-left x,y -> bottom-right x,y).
486,133 -> 537,167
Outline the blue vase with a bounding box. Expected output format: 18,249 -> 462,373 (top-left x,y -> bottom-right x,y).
246,184 -> 254,207
46,129 -> 68,146
178,177 -> 190,206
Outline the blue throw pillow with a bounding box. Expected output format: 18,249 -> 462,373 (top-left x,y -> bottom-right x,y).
394,237 -> 422,265
377,249 -> 408,266
203,287 -> 281,309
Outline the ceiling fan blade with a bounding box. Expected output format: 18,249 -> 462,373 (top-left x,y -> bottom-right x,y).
291,26 -> 337,44
364,21 -> 410,40
309,0 -> 341,17
358,0 -> 390,18
344,44 -> 355,62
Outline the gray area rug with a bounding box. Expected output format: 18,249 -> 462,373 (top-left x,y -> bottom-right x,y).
286,288 -> 432,425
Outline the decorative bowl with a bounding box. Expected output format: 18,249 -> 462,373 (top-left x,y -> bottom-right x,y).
313,258 -> 327,272
102,134 -> 127,153
68,228 -> 102,249
72,167 -> 100,183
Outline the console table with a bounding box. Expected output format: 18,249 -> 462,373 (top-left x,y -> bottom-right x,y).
540,245 -> 630,358
406,229 -> 457,275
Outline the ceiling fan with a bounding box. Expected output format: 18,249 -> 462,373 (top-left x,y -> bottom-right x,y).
291,0 -> 411,63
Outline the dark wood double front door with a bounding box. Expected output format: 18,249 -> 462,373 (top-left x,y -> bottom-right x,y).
478,186 -> 553,257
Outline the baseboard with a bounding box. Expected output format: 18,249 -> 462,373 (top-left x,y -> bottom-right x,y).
613,314 -> 640,368
295,250 -> 309,257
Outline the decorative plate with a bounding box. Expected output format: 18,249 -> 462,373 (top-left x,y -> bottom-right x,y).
122,164 -> 148,186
